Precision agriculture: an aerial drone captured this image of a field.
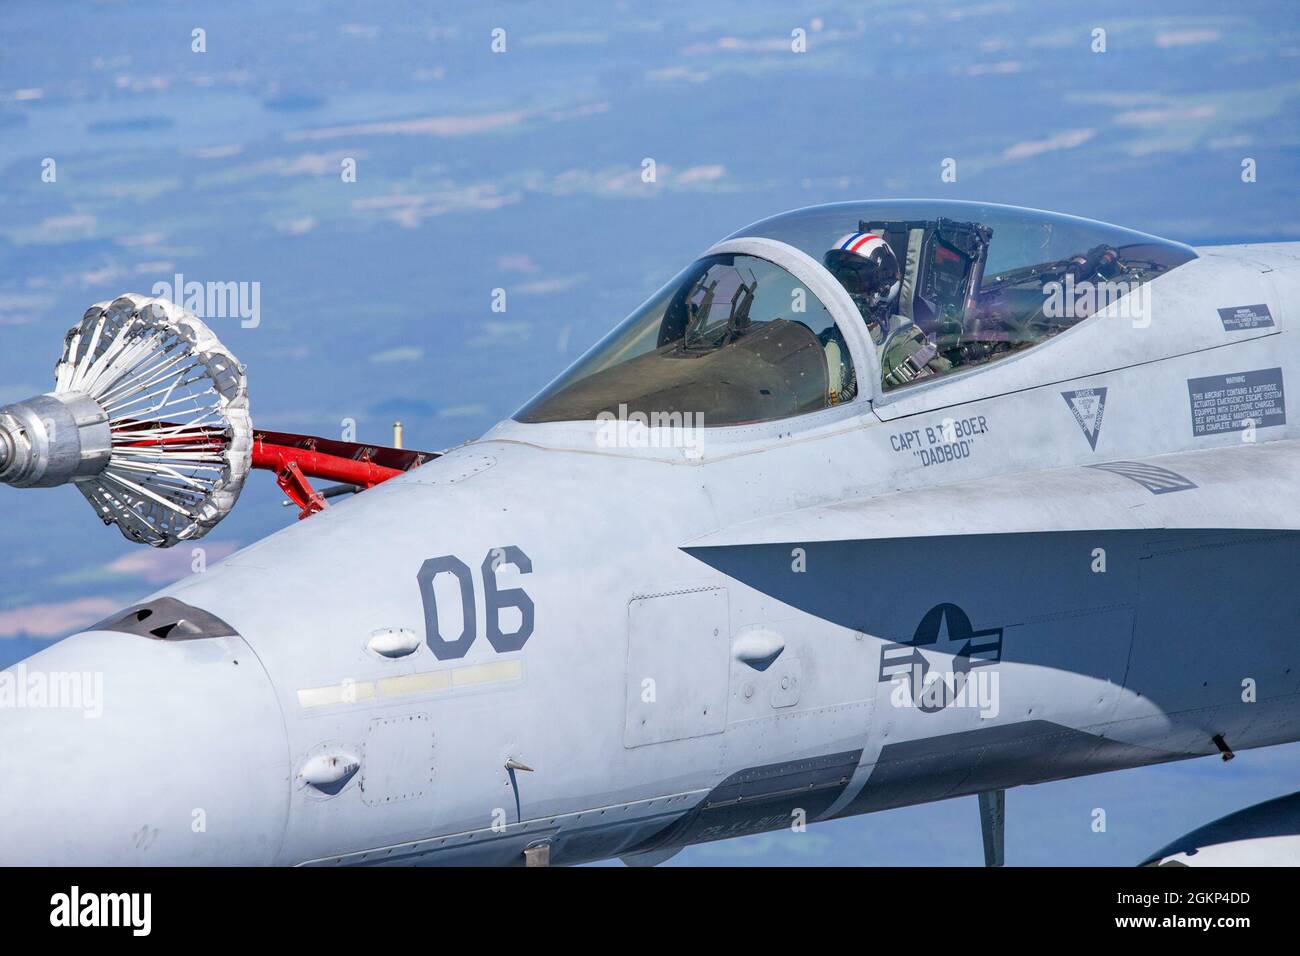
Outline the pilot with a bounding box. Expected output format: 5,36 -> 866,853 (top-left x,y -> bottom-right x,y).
824,232 -> 951,390
824,232 -> 901,345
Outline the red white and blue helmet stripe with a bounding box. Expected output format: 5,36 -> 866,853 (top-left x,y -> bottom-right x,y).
835,232 -> 887,257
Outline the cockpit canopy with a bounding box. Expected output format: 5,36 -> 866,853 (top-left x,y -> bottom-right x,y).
515,252 -> 853,427
515,200 -> 1196,426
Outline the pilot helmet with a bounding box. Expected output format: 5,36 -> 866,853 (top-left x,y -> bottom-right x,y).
824,233 -> 901,340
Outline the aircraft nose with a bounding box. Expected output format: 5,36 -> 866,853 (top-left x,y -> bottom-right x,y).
0,621 -> 290,865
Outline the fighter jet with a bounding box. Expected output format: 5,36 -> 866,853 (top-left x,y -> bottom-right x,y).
1,199 -> 1298,866
1142,791 -> 1300,866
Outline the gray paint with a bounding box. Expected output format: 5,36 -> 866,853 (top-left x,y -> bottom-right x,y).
2,225 -> 1300,865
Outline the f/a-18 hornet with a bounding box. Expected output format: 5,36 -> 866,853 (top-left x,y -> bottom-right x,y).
2,199 -> 1298,866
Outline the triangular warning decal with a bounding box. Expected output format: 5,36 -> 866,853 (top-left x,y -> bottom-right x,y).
1061,387 -> 1107,450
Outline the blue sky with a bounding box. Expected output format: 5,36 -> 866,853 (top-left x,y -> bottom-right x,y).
1,0 -> 1298,865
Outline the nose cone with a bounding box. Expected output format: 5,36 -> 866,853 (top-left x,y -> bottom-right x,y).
0,626 -> 289,865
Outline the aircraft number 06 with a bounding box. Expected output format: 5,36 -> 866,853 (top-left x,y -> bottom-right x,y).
416,546 -> 534,660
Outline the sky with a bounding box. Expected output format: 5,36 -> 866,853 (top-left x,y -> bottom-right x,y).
1,0 -> 1299,865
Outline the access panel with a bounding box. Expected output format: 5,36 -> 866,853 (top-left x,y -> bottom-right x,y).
624,586 -> 729,748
